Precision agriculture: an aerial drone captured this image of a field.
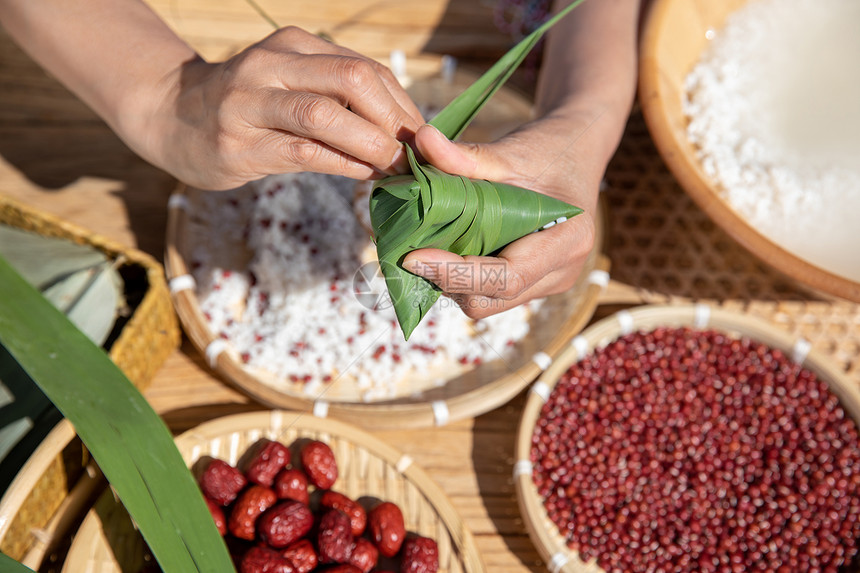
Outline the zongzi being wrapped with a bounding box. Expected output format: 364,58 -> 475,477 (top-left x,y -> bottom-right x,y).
371,147 -> 581,340
370,0 -> 587,339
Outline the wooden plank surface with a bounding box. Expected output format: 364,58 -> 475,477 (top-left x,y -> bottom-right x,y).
146,0 -> 511,61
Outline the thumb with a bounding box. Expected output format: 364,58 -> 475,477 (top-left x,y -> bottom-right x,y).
414,124 -> 509,181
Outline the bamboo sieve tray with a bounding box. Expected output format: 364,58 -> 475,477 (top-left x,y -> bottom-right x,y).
514,304 -> 860,572
63,410 -> 485,573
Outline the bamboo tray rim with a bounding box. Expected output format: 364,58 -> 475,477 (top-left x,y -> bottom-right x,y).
63,409 -> 485,573
0,421 -> 76,540
638,0 -> 860,302
513,303 -> 860,573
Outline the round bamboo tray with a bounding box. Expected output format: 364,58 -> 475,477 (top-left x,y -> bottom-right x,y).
638,0 -> 860,302
63,410 -> 484,573
164,56 -> 610,429
514,303 -> 860,572
0,194 -> 180,566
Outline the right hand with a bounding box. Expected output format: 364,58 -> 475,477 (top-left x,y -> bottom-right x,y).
142,26 -> 424,190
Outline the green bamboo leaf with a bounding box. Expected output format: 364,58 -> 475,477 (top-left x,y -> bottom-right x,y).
0,225 -> 123,346
41,262 -> 121,345
372,146 -> 582,339
0,255 -> 233,572
0,226 -> 105,287
371,1 -> 587,339
430,0 -> 587,140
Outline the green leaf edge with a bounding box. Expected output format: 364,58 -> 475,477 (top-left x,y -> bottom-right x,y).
0,255 -> 233,573
0,552 -> 35,573
429,0 -> 588,140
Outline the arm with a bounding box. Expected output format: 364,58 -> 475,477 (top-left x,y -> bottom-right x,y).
406,0 -> 641,317
0,0 -> 423,189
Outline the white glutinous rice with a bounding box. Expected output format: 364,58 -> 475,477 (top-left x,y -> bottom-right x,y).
187,172 -> 543,401
683,0 -> 860,281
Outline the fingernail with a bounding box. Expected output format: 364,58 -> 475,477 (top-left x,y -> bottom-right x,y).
424,123 -> 449,142
402,259 -> 430,277
388,145 -> 409,174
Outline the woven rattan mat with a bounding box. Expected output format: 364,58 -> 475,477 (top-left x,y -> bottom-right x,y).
598,108 -> 860,387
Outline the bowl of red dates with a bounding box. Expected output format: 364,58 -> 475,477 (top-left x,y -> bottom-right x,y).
63,411 -> 484,572
515,304 -> 860,573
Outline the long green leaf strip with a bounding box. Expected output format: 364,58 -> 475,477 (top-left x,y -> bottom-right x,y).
0,256 -> 233,572
371,0 -> 587,339
371,147 -> 582,340
429,0 -> 587,140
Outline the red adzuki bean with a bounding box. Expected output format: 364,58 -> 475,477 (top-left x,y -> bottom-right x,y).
531,327 -> 860,573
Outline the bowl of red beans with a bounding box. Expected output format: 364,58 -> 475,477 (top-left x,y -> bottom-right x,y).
515,304 -> 860,573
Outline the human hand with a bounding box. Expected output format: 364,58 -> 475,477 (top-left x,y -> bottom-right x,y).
396,0 -> 641,320
401,110 -> 612,319
143,27 -> 424,190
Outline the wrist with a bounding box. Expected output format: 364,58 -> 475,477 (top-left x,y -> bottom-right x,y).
112,55 -> 207,180
542,97 -> 630,173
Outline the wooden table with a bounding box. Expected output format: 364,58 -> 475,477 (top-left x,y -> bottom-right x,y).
3,2 -> 859,572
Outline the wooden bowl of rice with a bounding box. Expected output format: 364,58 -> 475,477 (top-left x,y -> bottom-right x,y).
164,56 -> 610,429
514,304 -> 860,572
63,410 -> 485,572
639,0 -> 860,302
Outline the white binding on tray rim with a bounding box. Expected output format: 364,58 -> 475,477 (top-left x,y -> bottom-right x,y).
313,400 -> 330,418
513,459 -> 533,478
530,380 -> 551,402
205,338 -> 228,369
792,337 -> 812,365
169,274 -> 196,294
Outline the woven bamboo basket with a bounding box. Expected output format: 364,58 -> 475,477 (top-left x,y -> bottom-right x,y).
514,303 -> 860,572
63,410 -> 484,572
0,194 -> 181,566
164,56 -> 610,429
638,0 -> 860,302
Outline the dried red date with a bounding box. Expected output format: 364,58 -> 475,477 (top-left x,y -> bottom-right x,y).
243,439 -> 291,487
400,536 -> 439,573
257,500 -> 314,548
204,496 -> 227,536
348,537 -> 378,573
300,440 -> 338,489
280,538 -> 318,573
229,485 -> 278,540
317,566 -> 361,573
274,468 -> 310,505
320,490 -> 366,536
318,509 -> 354,563
195,440 -> 441,573
368,501 -> 405,557
240,546 -> 296,573
200,458 -> 246,505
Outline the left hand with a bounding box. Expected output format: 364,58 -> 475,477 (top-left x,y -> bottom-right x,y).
402,111 -> 608,319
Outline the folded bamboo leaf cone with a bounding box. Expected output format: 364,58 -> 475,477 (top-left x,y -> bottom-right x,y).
371,145 -> 582,340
